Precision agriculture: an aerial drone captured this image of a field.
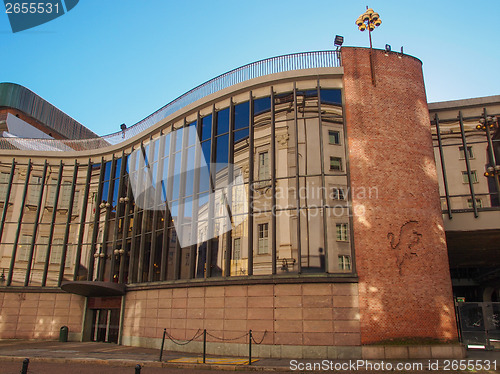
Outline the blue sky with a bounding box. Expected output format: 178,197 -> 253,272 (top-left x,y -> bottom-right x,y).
1,0 -> 499,136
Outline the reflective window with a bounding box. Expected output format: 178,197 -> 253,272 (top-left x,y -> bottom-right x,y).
258,223 -> 269,254
0,83 -> 351,287
201,114 -> 212,141
253,97 -> 271,116
216,108 -> 230,135
234,102 -> 249,130
0,172 -> 10,202
320,89 -> 342,105
338,255 -> 351,270
329,130 -> 340,145
336,223 -> 349,242
462,171 -> 478,184
258,152 -> 270,181
215,134 -> 229,171
330,157 -> 342,171
459,146 -> 474,159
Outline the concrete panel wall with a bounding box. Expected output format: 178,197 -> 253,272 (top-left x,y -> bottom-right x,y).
122,283 -> 360,356
0,291 -> 84,340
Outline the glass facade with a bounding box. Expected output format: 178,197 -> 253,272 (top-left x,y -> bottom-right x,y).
0,81 -> 353,287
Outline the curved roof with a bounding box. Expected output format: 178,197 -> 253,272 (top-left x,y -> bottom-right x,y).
0,82 -> 100,140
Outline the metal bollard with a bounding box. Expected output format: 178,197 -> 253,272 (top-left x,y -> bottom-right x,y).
135,364 -> 141,373
248,330 -> 252,365
203,329 -> 206,364
159,328 -> 166,361
21,358 -> 29,374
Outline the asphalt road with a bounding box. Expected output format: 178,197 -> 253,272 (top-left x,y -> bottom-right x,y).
0,361 -> 276,374
1,360 -> 499,374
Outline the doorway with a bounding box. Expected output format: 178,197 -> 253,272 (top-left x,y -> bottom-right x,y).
91,309 -> 120,343
87,296 -> 122,344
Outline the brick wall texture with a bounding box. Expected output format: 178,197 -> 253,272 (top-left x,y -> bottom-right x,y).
123,283 -> 360,347
0,292 -> 84,339
342,47 -> 458,343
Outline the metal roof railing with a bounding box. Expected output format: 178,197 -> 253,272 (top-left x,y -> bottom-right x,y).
1,50 -> 341,151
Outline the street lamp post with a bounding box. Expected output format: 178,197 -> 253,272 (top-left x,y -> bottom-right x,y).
356,7 -> 382,85
477,111 -> 500,204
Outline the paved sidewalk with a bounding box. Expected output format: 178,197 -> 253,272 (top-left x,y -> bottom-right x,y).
0,340 -> 498,372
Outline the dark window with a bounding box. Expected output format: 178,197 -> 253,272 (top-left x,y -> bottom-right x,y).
336,223 -> 348,241
201,141 -> 212,165
234,102 -> 250,130
329,130 -> 340,145
462,171 -> 478,184
233,128 -> 249,143
233,238 -> 241,260
201,114 -> 212,141
215,134 -> 229,171
459,146 -> 474,159
467,198 -> 483,208
253,97 -> 271,116
338,255 -> 351,270
330,157 -> 342,171
332,187 -> 345,200
216,108 -> 230,135
320,89 -> 342,105
297,89 -> 318,98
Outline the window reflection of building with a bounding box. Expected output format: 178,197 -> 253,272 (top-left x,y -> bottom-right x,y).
0,83 -> 355,288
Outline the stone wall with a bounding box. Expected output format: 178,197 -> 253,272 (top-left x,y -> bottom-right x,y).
0,291 -> 84,340
122,282 -> 360,358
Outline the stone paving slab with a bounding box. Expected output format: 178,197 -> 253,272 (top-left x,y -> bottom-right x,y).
0,340 -> 498,372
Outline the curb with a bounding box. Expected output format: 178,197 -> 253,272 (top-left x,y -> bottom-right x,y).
0,356 -> 291,371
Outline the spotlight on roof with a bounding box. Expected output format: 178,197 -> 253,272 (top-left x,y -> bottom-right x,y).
385,44 -> 391,52
334,35 -> 344,49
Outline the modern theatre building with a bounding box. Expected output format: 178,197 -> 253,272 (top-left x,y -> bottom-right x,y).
0,46 -> 496,358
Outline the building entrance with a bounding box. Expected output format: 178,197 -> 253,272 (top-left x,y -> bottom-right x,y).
88,296 -> 122,343
91,309 -> 120,343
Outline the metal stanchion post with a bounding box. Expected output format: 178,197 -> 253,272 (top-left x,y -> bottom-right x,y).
159,328 -> 166,361
21,358 -> 29,374
203,329 -> 207,364
248,330 -> 252,365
